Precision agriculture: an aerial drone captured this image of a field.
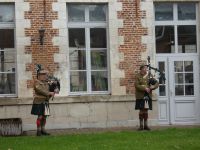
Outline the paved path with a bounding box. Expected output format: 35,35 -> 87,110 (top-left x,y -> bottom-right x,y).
23,125 -> 200,136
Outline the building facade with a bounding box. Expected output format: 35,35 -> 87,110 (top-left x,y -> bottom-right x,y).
0,0 -> 200,131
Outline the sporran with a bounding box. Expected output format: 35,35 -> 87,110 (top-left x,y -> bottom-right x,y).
44,102 -> 50,116
144,96 -> 149,109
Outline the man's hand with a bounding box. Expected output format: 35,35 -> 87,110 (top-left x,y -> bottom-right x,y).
49,92 -> 55,97
145,88 -> 151,93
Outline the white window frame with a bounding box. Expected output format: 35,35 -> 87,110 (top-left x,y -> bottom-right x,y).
154,3 -> 199,55
67,4 -> 110,95
0,3 -> 16,97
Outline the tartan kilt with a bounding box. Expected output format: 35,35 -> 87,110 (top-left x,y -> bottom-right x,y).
135,99 -> 152,110
31,102 -> 50,116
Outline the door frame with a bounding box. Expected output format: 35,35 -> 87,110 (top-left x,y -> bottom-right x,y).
156,54 -> 200,125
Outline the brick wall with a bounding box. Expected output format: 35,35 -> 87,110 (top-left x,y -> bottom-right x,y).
24,0 -> 59,88
23,0 -> 147,94
118,0 -> 147,94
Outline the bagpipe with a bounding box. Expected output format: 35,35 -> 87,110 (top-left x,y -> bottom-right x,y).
36,64 -> 60,100
145,56 -> 166,86
146,56 -> 166,85
143,56 -> 166,109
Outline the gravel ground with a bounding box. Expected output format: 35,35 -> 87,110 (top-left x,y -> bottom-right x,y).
22,125 -> 200,136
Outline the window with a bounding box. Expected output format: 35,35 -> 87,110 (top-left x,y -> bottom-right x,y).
174,61 -> 194,96
154,3 -> 197,53
0,3 -> 16,95
158,61 -> 166,96
67,4 -> 109,94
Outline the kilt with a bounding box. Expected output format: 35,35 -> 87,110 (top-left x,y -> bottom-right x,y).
135,99 -> 152,110
31,101 -> 50,116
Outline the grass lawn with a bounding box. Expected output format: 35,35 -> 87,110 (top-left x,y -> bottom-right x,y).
0,127 -> 200,150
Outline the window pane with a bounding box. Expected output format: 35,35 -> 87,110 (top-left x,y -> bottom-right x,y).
155,3 -> 173,21
90,28 -> 107,48
0,29 -> 14,48
184,61 -> 193,72
89,5 -> 106,21
174,61 -> 183,72
158,62 -> 165,72
156,26 -> 174,53
68,4 -> 109,94
178,3 -> 196,20
185,73 -> 193,83
0,73 -> 15,94
175,85 -> 184,95
0,4 -> 15,22
0,51 -> 15,72
178,26 -> 196,53
69,50 -> 86,70
158,62 -> 165,84
91,50 -> 107,70
70,71 -> 87,92
68,5 -> 85,22
185,85 -> 194,95
69,28 -> 85,48
91,71 -> 108,91
175,73 -> 183,84
159,85 -> 166,96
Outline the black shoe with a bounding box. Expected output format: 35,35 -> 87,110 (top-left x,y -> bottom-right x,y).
144,126 -> 151,131
41,130 -> 50,136
37,131 -> 41,136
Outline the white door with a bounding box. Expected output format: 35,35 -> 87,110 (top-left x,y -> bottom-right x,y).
157,55 -> 200,125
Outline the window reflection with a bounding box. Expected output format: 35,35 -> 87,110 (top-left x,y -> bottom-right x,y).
155,3 -> 173,21
174,61 -> 183,72
158,62 -> 165,73
156,26 -> 174,53
175,73 -> 183,84
174,61 -> 194,96
0,51 -> 15,72
0,73 -> 15,94
185,73 -> 193,83
178,3 -> 196,20
159,85 -> 166,96
175,85 -> 184,95
184,61 -> 193,72
91,71 -> 108,91
178,26 -> 196,53
0,50 -> 15,94
69,50 -> 86,70
91,50 -> 107,70
185,85 -> 194,95
0,4 -> 15,22
68,5 -> 85,22
158,62 -> 166,96
70,71 -> 87,92
89,5 -> 106,21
